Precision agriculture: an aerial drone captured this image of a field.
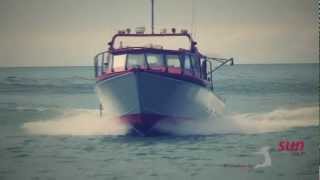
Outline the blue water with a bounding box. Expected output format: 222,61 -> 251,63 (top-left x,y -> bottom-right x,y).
0,64 -> 319,180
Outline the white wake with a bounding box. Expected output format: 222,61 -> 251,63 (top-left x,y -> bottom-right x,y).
22,106 -> 318,136
22,109 -> 128,136
157,106 -> 319,135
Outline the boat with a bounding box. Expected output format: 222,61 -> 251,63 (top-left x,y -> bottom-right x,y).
93,1 -> 233,135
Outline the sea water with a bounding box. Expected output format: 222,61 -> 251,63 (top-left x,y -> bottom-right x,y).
0,64 -> 318,180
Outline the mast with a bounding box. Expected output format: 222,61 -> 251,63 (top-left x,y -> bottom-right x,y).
151,0 -> 154,34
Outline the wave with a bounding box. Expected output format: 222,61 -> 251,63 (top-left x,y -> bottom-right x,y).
4,75 -> 94,83
0,103 -> 50,112
229,106 -> 318,133
22,106 -> 318,136
0,76 -> 95,94
156,106 -> 319,135
22,109 -> 128,136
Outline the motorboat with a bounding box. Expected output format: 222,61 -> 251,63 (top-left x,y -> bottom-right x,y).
93,1 -> 233,135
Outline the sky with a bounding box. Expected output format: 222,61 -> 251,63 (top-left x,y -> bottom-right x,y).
0,0 -> 318,67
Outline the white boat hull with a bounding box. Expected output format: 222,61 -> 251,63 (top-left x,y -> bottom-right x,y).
96,71 -> 225,135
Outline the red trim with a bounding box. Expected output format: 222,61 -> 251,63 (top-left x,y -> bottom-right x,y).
97,71 -> 129,81
149,66 -> 166,72
96,68 -> 209,87
183,70 -> 193,76
113,67 -> 126,72
167,67 -> 182,74
119,113 -> 192,134
120,113 -> 165,134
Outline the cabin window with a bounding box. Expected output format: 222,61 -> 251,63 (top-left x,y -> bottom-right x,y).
146,54 -> 164,67
191,55 -> 200,69
184,55 -> 193,72
146,54 -> 165,71
112,54 -> 126,71
200,58 -> 207,79
166,55 -> 181,68
127,54 -> 146,69
166,54 -> 182,74
191,55 -> 200,77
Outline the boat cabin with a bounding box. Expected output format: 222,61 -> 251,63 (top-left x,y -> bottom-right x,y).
94,31 -> 233,89
107,49 -> 202,78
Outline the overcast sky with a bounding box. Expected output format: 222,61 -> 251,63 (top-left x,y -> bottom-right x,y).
0,0 -> 318,67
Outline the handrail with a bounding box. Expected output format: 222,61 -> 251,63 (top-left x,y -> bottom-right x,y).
108,33 -> 198,52
206,57 -> 234,74
94,50 -> 109,60
94,50 -> 110,78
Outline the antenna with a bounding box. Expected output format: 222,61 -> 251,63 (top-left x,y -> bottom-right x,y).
191,0 -> 196,39
151,0 -> 154,34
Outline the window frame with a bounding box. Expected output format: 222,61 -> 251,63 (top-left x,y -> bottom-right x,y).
165,54 -> 182,68
146,53 -> 165,69
190,54 -> 201,77
111,54 -> 127,72
110,52 -> 203,77
183,54 -> 194,75
125,53 -> 147,70
164,53 -> 183,74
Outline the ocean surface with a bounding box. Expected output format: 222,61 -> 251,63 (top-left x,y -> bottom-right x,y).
0,64 -> 318,180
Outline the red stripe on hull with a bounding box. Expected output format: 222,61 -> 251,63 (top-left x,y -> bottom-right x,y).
97,69 -> 209,87
119,113 -> 192,135
120,113 -> 168,134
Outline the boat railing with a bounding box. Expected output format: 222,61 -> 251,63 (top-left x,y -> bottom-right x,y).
108,32 -> 198,52
202,57 -> 234,90
94,50 -> 110,78
207,57 -> 234,74
94,51 -> 234,91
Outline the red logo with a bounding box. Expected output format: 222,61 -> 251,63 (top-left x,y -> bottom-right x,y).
277,140 -> 304,152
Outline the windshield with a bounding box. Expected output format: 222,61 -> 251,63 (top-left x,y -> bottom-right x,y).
127,54 -> 146,69
111,53 -> 200,76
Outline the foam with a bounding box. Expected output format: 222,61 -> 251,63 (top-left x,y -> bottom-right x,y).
22,106 -> 318,136
157,106 -> 319,135
22,109 -> 128,136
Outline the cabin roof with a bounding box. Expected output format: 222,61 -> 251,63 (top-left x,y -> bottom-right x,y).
110,47 -> 199,56
108,32 -> 198,52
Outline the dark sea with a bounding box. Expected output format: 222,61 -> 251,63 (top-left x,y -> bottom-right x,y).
0,64 -> 318,180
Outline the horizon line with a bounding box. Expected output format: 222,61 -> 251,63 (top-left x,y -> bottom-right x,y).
0,62 -> 318,68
